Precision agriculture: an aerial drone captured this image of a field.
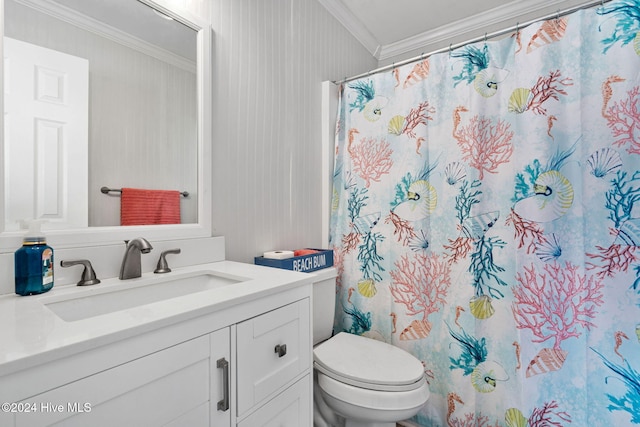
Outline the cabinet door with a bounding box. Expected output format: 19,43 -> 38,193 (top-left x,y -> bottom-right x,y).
237,375 -> 310,427
236,299 -> 310,415
16,335 -> 211,427
210,327 -> 232,426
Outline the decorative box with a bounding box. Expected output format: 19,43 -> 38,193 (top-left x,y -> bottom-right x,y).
254,249 -> 334,273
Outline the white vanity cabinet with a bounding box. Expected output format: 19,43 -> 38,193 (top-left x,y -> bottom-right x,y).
0,282 -> 312,427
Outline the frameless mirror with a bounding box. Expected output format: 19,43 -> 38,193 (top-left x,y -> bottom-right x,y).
0,0 -> 212,251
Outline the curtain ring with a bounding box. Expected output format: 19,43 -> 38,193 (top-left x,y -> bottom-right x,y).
449,43 -> 453,57
515,22 -> 519,34
556,10 -> 560,21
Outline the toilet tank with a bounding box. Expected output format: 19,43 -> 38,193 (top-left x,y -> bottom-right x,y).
308,267 -> 338,345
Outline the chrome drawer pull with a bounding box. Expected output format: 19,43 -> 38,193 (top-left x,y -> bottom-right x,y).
274,344 -> 287,358
217,358 -> 229,411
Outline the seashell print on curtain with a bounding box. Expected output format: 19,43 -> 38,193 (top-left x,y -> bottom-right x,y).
329,1 -> 640,425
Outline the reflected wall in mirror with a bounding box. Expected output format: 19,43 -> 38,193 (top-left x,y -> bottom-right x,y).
4,0 -> 198,231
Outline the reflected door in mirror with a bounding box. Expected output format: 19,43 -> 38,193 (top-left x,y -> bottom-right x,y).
4,37 -> 88,231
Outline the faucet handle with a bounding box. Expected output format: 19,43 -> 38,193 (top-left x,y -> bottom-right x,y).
154,249 -> 181,274
60,259 -> 101,286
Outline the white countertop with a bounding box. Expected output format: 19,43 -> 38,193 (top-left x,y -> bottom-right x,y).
0,261 -> 312,377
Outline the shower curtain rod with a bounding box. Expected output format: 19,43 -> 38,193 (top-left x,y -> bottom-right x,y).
335,0 -> 611,84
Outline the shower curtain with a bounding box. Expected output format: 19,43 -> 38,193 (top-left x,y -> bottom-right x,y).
329,1 -> 640,426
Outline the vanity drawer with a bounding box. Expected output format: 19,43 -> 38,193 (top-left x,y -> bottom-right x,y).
236,298 -> 310,415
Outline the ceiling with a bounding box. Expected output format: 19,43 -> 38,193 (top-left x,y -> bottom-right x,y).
318,0 -> 591,63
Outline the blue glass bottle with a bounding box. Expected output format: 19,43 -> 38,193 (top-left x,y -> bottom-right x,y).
15,236 -> 54,296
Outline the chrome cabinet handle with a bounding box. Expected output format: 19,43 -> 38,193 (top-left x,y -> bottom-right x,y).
274,344 -> 287,358
216,358 -> 229,411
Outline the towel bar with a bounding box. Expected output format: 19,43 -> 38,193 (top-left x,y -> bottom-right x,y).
100,186 -> 189,198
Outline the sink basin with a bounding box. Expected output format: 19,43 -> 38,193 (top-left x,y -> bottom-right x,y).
44,271 -> 247,322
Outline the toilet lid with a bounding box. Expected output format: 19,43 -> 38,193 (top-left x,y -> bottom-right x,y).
313,332 -> 425,392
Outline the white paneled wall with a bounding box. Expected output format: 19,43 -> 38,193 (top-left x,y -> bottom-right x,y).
210,0 -> 376,262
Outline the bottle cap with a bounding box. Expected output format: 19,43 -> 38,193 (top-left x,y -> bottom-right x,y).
20,220 -> 47,244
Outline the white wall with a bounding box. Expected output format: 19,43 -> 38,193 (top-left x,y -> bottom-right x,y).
210,0 -> 376,263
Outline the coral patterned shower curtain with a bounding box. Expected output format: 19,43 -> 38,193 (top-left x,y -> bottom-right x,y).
329,2 -> 640,425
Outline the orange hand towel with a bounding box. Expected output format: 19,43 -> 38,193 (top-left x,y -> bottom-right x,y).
120,188 -> 181,226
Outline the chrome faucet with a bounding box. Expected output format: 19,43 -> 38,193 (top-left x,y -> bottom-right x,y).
119,238 -> 153,280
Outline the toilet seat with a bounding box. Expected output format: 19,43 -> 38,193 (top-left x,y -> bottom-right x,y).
313,332 -> 426,392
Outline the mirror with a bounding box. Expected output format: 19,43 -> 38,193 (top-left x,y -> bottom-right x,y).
0,0 -> 212,251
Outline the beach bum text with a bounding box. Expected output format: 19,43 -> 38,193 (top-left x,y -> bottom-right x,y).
292,253 -> 328,272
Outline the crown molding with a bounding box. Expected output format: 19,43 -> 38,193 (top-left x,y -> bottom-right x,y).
316,0 -> 381,57
11,0 -> 196,72
320,0 -> 587,63
380,0 -> 587,61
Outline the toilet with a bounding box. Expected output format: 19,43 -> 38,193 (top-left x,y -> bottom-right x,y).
310,268 -> 430,427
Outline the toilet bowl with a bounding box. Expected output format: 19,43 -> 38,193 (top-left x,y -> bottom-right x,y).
309,268 -> 429,427
317,374 -> 427,427
314,332 -> 429,427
